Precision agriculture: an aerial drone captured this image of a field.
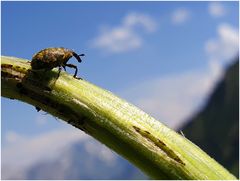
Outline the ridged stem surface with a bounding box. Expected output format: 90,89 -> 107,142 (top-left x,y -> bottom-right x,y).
1,56 -> 236,180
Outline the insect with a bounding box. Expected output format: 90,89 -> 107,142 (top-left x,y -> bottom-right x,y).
31,47 -> 84,78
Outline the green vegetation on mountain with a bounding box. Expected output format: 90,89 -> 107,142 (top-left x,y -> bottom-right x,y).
180,58 -> 239,178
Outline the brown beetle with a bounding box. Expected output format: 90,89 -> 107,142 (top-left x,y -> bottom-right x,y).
31,47 -> 84,78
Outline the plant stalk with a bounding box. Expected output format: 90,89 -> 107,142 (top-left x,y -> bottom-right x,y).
1,56 -> 236,180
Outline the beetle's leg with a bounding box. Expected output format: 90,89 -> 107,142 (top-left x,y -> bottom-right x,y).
64,63 -> 78,78
57,66 -> 62,78
62,66 -> 66,71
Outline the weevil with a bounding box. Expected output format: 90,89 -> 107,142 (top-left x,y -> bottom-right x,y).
31,47 -> 84,78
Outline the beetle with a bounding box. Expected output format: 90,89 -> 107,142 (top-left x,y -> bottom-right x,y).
31,47 -> 84,78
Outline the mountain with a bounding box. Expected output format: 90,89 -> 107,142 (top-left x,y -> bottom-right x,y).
26,142 -> 147,179
179,59 -> 239,178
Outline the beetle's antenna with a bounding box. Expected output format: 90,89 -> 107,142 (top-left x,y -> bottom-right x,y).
72,52 -> 84,63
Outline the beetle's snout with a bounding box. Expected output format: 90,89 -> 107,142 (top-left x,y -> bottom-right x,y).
72,52 -> 84,63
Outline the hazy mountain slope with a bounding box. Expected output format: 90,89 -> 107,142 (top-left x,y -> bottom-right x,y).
26,141 -> 147,180
180,59 -> 239,178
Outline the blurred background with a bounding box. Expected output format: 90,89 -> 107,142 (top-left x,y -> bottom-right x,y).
1,1 -> 239,179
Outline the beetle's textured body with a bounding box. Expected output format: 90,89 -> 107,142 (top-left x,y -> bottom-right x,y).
31,47 -> 84,77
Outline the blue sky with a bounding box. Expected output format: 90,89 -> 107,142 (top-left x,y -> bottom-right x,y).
1,1 -> 239,174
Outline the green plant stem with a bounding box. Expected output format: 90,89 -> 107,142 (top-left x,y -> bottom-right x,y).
1,56 -> 236,180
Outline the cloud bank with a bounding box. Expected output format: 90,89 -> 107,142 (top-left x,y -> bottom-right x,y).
91,12 -> 157,53
2,129 -> 88,169
2,128 -> 118,179
205,23 -> 239,65
121,66 -> 218,129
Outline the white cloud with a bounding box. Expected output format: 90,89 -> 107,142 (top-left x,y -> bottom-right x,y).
91,12 -> 157,53
123,12 -> 157,33
205,23 -> 239,64
92,27 -> 142,53
2,129 -> 88,169
121,64 -> 220,129
171,8 -> 190,25
209,2 -> 226,18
